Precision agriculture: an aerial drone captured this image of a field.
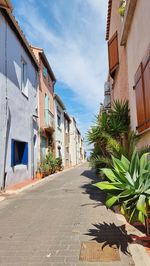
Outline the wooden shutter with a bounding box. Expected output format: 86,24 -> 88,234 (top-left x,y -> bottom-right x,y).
134,64 -> 146,133
108,32 -> 119,77
142,46 -> 150,128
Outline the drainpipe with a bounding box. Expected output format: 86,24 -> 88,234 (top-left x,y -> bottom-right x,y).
2,19 -> 8,190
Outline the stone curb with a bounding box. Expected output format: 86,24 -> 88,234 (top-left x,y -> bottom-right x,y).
116,213 -> 150,266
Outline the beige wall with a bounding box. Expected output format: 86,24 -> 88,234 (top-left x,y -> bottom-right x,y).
109,0 -> 129,102
126,0 -> 150,147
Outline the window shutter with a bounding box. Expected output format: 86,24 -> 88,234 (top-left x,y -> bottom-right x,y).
22,142 -> 28,165
134,63 -> 146,133
108,32 -> 119,77
142,47 -> 150,128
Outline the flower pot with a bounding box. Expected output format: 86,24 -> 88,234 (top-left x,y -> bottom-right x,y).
36,172 -> 44,179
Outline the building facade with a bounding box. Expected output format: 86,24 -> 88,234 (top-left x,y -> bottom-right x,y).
70,117 -> 78,166
32,47 -> 56,160
64,112 -> 71,168
54,94 -> 65,167
0,5 -> 39,188
69,117 -> 85,166
105,0 -> 150,148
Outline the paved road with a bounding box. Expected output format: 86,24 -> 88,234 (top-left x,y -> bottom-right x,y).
0,163 -> 134,266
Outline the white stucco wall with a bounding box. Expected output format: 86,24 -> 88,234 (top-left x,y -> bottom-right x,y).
54,99 -> 65,166
70,118 -> 78,166
126,0 -> 150,147
0,12 -> 38,188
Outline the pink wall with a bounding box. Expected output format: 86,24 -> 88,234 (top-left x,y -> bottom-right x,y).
126,0 -> 150,139
108,0 -> 150,148
32,47 -> 54,130
109,0 -> 129,102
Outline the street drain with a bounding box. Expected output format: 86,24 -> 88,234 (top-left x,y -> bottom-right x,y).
79,241 -> 120,262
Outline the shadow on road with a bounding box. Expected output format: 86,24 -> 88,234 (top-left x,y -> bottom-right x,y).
80,169 -> 106,206
85,222 -> 132,255
80,169 -> 97,181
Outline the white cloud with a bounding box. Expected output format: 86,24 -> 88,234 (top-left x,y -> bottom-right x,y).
13,0 -> 108,152
14,0 -> 108,113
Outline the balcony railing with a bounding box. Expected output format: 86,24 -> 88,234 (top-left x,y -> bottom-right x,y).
45,109 -> 54,130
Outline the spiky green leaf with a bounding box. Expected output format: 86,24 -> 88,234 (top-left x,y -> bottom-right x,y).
136,195 -> 147,215
106,195 -> 118,208
101,168 -> 117,182
138,211 -> 145,225
94,182 -> 123,191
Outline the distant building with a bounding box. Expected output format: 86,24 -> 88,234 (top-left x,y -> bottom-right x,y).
54,94 -> 65,167
70,117 -> 85,166
80,137 -> 85,163
31,47 -> 56,160
64,112 -> 71,168
0,3 -> 39,188
70,117 -> 78,166
105,0 -> 150,149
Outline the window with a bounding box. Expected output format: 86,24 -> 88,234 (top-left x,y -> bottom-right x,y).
43,66 -> 47,78
135,45 -> 150,133
57,108 -> 61,128
58,146 -> 62,158
21,58 -> 28,97
11,140 -> 28,166
57,114 -> 61,127
108,32 -> 119,77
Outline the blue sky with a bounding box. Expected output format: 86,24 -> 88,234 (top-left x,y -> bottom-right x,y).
12,0 -> 108,151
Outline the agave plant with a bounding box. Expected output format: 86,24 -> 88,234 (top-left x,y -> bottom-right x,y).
95,151 -> 150,228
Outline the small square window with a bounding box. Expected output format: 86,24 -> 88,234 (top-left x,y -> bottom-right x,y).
11,140 -> 28,166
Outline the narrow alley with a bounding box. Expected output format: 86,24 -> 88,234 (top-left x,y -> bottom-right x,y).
0,164 -> 134,266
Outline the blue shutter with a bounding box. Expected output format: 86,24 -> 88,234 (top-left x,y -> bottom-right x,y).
11,139 -> 15,167
22,142 -> 28,165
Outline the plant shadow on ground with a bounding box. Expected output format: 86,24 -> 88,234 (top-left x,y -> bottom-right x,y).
81,169 -> 150,250
80,169 -> 106,208
86,222 -> 132,255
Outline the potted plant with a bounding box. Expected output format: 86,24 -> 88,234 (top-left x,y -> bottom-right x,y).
95,151 -> 150,235
45,152 -> 57,174
36,163 -> 45,179
56,157 -> 63,171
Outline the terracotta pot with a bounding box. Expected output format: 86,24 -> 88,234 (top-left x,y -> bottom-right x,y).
36,172 -> 44,179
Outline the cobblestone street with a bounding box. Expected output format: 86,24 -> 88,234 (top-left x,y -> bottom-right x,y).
0,163 -> 134,266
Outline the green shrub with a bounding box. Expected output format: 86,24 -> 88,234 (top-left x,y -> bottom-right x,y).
95,151 -> 150,226
56,157 -> 63,171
